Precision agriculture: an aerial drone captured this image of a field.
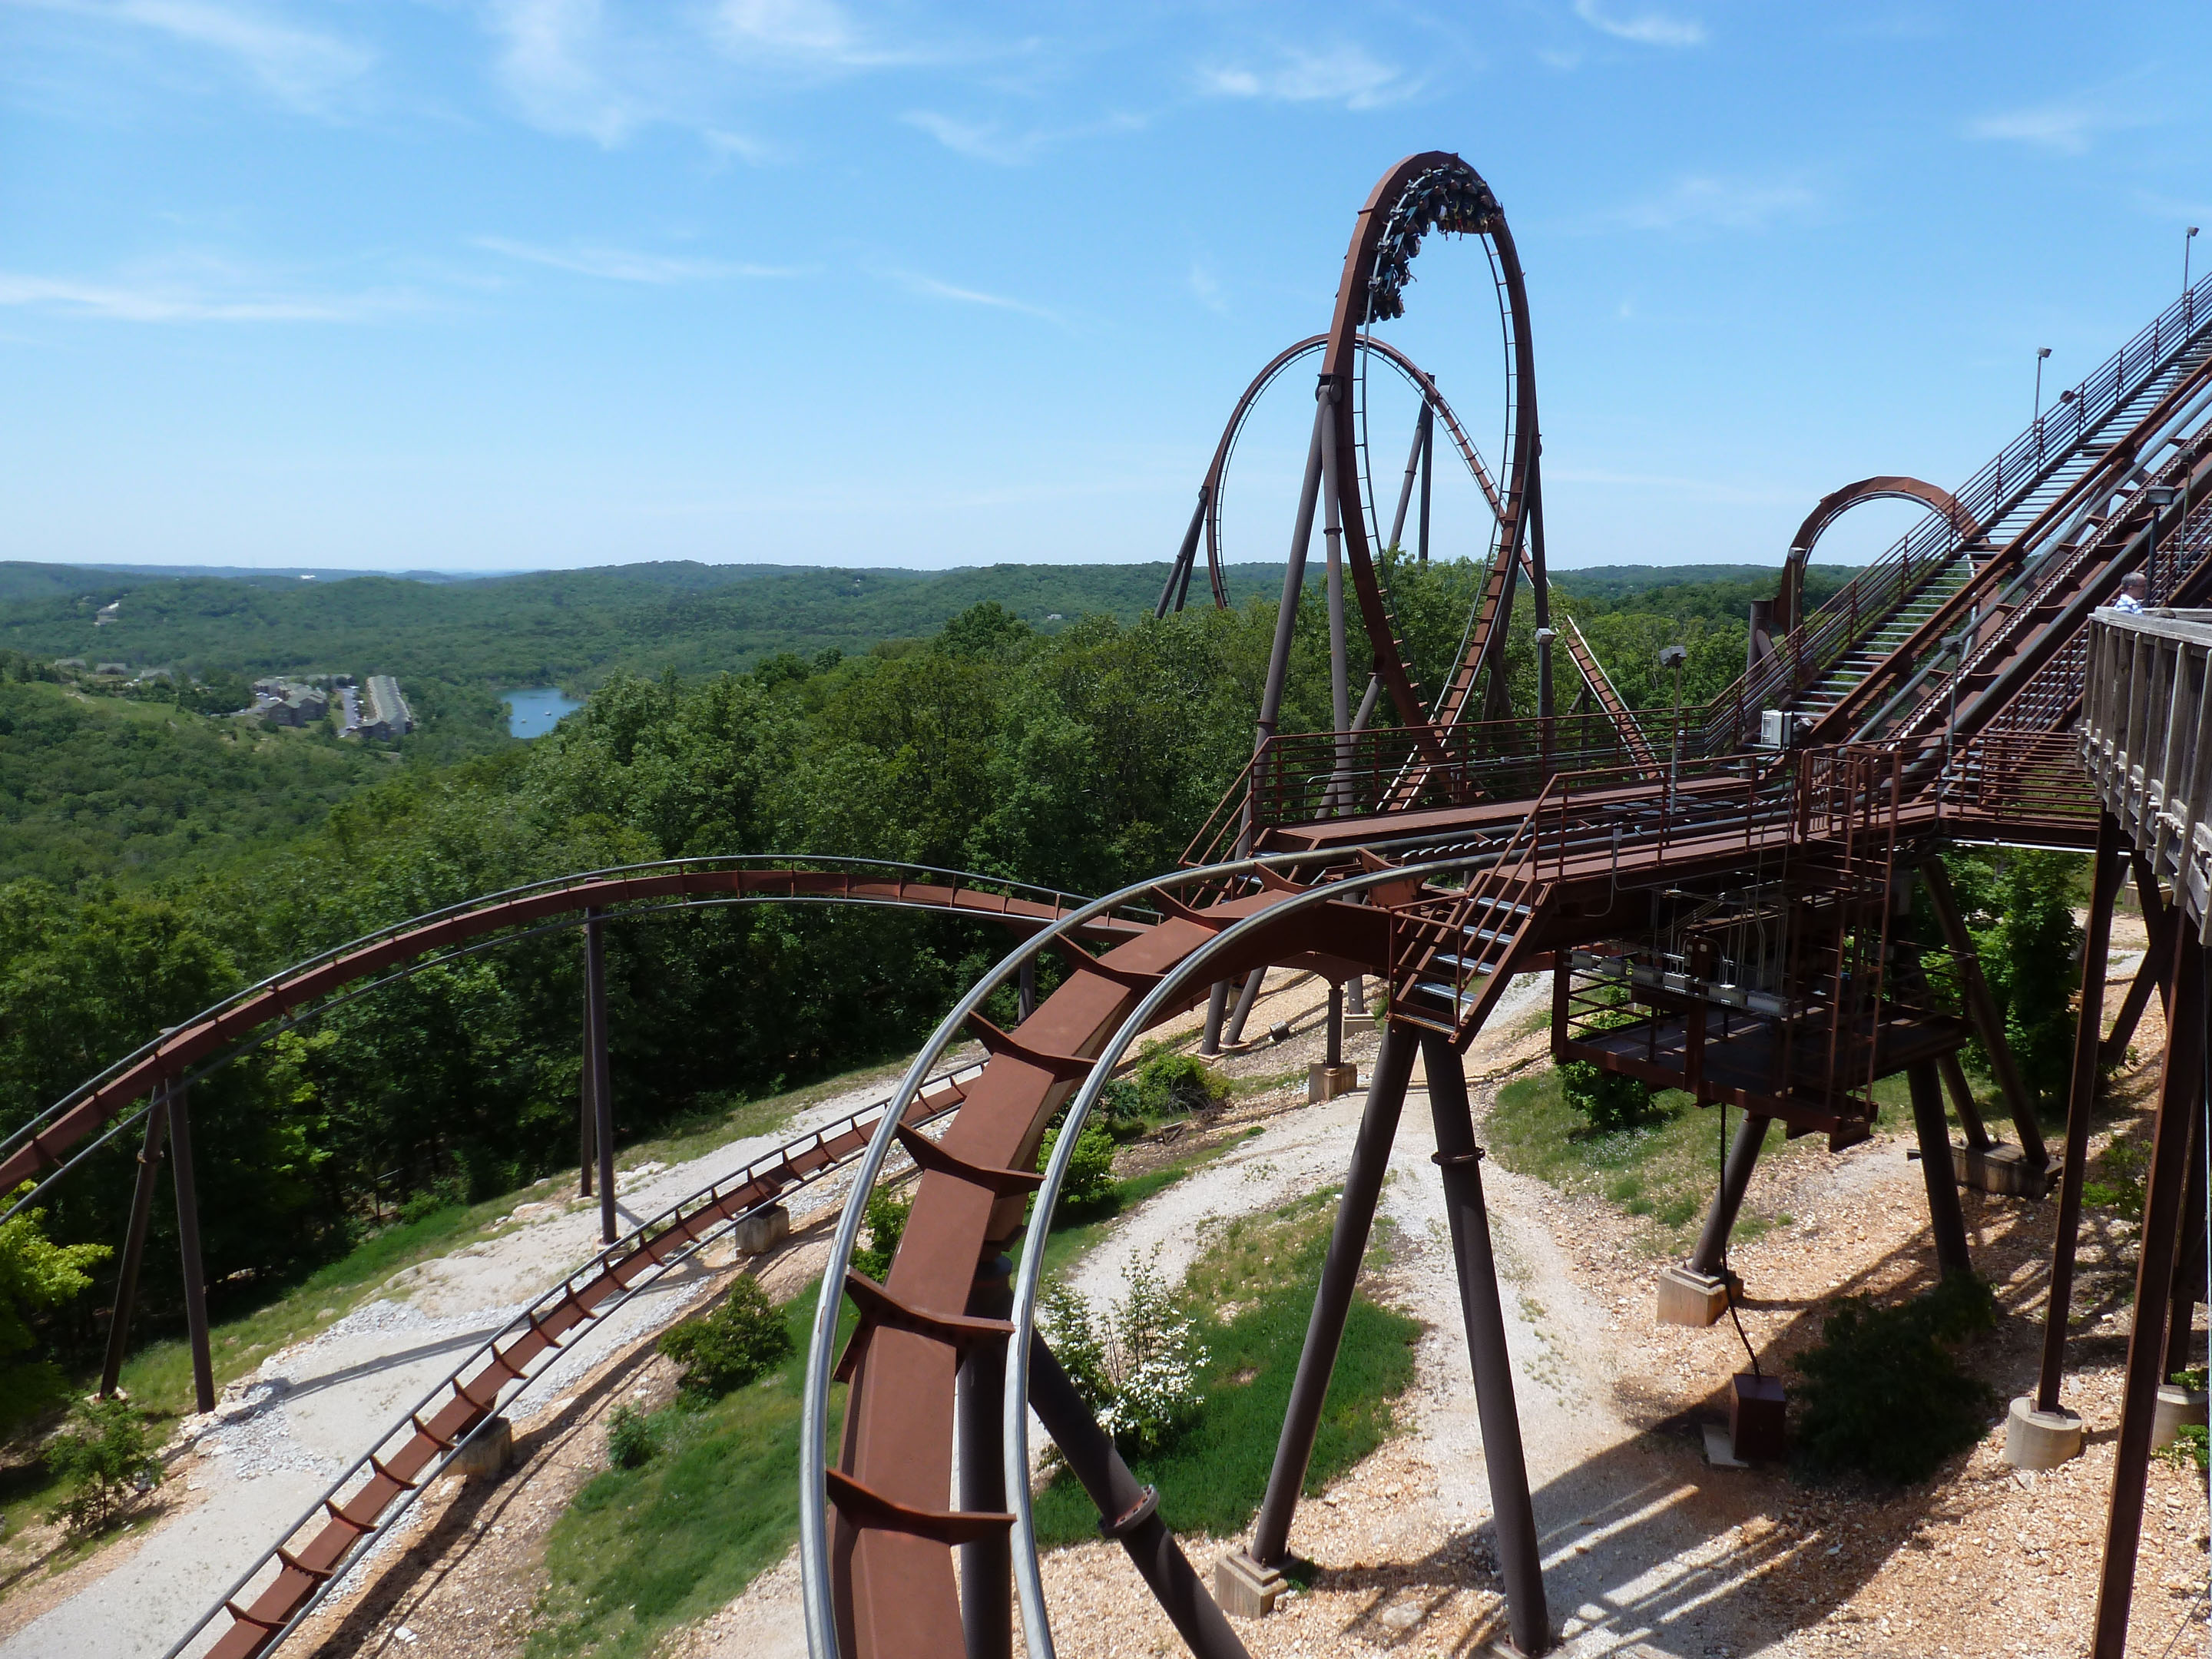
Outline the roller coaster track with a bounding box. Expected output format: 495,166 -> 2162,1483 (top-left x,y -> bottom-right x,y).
0,857 -> 1146,1211
1704,269 -> 2212,755
165,1058 -> 988,1659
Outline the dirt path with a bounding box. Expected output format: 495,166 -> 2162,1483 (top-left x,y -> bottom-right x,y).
0,1055 -> 975,1659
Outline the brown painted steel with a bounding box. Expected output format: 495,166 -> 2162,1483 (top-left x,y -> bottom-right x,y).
2091,933 -> 2205,1657
1774,475 -> 1972,635
0,868 -> 1137,1197
2040,813 -> 2126,1412
1320,153 -> 1541,740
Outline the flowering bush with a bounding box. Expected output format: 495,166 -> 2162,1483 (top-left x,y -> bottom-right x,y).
1038,1248 -> 1208,1456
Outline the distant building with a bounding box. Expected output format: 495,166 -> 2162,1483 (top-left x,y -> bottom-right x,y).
94,661 -> 128,677
243,676 -> 329,727
357,675 -> 413,740
95,601 -> 120,628
54,658 -> 84,671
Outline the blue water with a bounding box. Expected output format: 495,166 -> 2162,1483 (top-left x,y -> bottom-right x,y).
500,687 -> 584,740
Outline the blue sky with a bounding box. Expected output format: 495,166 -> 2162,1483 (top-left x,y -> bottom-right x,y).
2,2 -> 2207,574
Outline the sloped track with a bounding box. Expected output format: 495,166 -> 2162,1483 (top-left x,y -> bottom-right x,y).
164,1058 -> 989,1659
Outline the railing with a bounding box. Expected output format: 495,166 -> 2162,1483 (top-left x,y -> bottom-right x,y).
1700,269 -> 2212,753
2081,609 -> 2212,932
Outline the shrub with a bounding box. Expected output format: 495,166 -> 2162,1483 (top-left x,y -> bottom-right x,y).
658,1275 -> 792,1398
1099,1045 -> 1230,1137
45,1396 -> 161,1536
1793,1273 -> 1998,1484
1558,1058 -> 1657,1134
2161,1424 -> 2210,1474
1037,1118 -> 1117,1209
604,1402 -> 657,1469
1038,1249 -> 1208,1457
851,1188 -> 910,1281
398,1176 -> 468,1225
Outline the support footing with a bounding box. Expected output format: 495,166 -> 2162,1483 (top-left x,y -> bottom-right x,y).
1306,1063 -> 1357,1104
1213,1549 -> 1288,1618
732,1204 -> 790,1255
455,1416 -> 513,1479
1655,1265 -> 1731,1327
1952,1142 -> 2049,1199
2002,1396 -> 2085,1469
2153,1384 -> 2208,1450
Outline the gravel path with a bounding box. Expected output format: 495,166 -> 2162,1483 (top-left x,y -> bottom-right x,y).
0,1060 -> 967,1659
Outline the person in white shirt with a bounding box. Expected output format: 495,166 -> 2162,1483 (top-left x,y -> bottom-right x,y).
2113,571 -> 2149,612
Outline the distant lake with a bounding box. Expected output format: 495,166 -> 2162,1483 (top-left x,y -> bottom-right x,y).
500,687 -> 584,740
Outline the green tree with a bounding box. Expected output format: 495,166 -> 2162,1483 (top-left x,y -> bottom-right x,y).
0,1191 -> 109,1430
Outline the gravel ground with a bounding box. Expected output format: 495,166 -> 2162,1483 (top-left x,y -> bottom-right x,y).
70,930 -> 2207,1659
0,1056 -> 972,1659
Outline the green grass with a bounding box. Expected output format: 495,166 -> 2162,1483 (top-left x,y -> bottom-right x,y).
1033,1127 -> 1260,1283
1031,1187 -> 1420,1546
528,1285 -> 849,1659
1488,1068 -> 1805,1248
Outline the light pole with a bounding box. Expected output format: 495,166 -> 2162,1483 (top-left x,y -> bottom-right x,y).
2034,346 -> 2052,423
2188,227 -> 2200,311
1658,644 -> 1687,817
2146,482 -> 2178,600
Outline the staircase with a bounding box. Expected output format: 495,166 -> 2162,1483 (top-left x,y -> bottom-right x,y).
1789,557 -> 1975,720
1386,790 -> 1552,1043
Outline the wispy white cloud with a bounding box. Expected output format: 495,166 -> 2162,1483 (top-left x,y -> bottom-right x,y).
1604,174 -> 1818,233
902,110 -> 1031,165
1571,0 -> 1704,48
882,269 -> 1060,324
1197,41 -> 1418,111
1188,260 -> 1226,315
483,0 -> 651,145
0,267 -> 399,322
709,0 -> 909,70
6,0 -> 373,111
1965,90 -> 2161,156
477,237 -> 800,283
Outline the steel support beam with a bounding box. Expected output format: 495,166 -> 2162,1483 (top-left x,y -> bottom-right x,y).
167,1084 -> 215,1414
1028,1336 -> 1250,1659
98,1083 -> 173,1399
1908,1061 -> 1972,1280
1921,859 -> 2050,1169
1687,1112 -> 1772,1280
1200,979 -> 1230,1057
2164,1113 -> 2205,1381
1326,983 -> 1344,1070
959,1261 -> 1013,1659
1937,1052 -> 1992,1152
2091,935 -> 2206,1659
2101,856 -> 2174,1068
1250,1022 -> 1416,1567
585,909 -> 615,1244
2039,815 -> 2126,1412
1423,1034 -> 1552,1656
1222,966 -> 1267,1048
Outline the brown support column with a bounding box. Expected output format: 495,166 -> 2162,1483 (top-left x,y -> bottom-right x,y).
2091,935 -> 2205,1659
1937,1051 -> 1992,1151
2101,859 -> 2175,1068
2037,816 -> 2126,1414
99,1085 -> 173,1399
1200,979 -> 1230,1057
1922,859 -> 2051,1170
1325,983 -> 1343,1069
584,910 -> 615,1244
2162,1105 -> 2205,1382
1029,1338 -> 1250,1659
167,1083 -> 216,1414
1424,1034 -> 1553,1657
1687,1112 -> 1773,1280
1245,1024 -> 1416,1568
1221,966 -> 1268,1048
1908,1061 -> 1972,1280
959,1260 -> 1013,1659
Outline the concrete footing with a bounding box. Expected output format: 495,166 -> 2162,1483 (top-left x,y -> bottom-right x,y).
2152,1384 -> 2209,1450
2002,1395 -> 2085,1469
732,1204 -> 790,1255
1213,1548 -> 1288,1618
1306,1063 -> 1358,1104
455,1416 -> 513,1479
1951,1142 -> 2049,1198
1655,1265 -> 1731,1327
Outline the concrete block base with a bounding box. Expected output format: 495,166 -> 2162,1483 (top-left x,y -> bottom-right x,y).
1214,1549 -> 1289,1618
2152,1384 -> 2208,1450
1655,1265 -> 1731,1328
1951,1142 -> 2048,1199
732,1204 -> 791,1256
455,1416 -> 513,1479
2002,1396 -> 2085,1469
1307,1063 -> 1358,1104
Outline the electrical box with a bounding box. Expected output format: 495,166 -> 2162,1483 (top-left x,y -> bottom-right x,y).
1759,708 -> 1815,748
1730,1372 -> 1787,1462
